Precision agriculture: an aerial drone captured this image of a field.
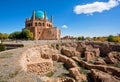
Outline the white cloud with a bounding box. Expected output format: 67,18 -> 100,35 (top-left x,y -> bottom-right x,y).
74,0 -> 119,15
62,25 -> 68,28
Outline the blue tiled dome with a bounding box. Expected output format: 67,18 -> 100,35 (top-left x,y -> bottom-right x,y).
35,11 -> 44,19
35,11 -> 48,19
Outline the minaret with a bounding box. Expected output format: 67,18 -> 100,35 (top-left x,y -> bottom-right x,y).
32,11 -> 35,20
50,15 -> 53,23
44,11 -> 46,20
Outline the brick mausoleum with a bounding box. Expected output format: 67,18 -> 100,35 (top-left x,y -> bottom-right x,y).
25,11 -> 60,40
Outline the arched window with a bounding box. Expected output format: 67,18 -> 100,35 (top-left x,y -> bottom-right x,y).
28,23 -> 30,27
30,23 -> 32,26
49,24 -> 50,27
43,23 -> 45,26
35,22 -> 37,26
47,24 -> 49,26
38,23 -> 41,26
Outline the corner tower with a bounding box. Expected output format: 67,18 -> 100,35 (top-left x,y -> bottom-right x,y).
32,11 -> 35,20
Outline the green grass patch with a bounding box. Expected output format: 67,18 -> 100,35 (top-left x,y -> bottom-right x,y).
0,53 -> 13,59
9,70 -> 19,78
88,61 -> 94,64
108,63 -> 120,68
3,64 -> 8,66
82,80 -> 87,82
80,66 -> 89,75
0,80 -> 7,82
81,57 -> 86,61
58,73 -> 67,78
74,61 -> 89,75
46,71 -> 54,77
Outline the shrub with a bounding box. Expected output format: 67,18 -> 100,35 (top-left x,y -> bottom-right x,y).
9,70 -> 19,78
0,44 -> 6,51
46,71 -> 54,77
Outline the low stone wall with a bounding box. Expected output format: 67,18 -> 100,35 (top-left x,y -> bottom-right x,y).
91,69 -> 120,82
20,46 -> 53,75
73,57 -> 120,78
84,41 -> 120,56
69,67 -> 86,81
57,54 -> 77,68
27,62 -> 53,75
4,43 -> 24,49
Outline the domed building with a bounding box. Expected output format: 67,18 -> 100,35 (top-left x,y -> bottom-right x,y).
25,11 -> 60,40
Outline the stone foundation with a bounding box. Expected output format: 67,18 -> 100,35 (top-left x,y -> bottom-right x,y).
27,62 -> 53,75
20,46 -> 54,75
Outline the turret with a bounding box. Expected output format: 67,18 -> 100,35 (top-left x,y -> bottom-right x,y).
26,18 -> 30,21
32,11 -> 35,20
44,11 -> 47,20
50,15 -> 53,23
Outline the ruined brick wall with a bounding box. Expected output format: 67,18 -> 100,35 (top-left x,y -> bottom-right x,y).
39,28 -> 60,40
84,41 -> 120,56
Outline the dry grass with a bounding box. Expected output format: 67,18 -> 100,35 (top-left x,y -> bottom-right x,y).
0,80 -> 7,82
0,53 -> 13,59
9,70 -> 20,78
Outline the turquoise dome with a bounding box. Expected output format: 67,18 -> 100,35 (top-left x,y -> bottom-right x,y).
35,11 -> 48,19
35,11 -> 44,19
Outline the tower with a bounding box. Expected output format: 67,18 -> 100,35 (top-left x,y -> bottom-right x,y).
44,11 -> 47,20
32,11 -> 35,20
50,15 -> 53,23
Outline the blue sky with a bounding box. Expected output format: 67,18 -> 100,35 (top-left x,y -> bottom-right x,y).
0,0 -> 120,37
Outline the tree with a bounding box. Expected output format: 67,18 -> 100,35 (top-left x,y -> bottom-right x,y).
107,35 -> 114,42
2,33 -> 9,39
0,44 -> 6,51
93,37 -> 97,41
78,36 -> 84,41
21,29 -> 33,40
77,34 -> 120,43
0,33 -> 2,39
0,33 -> 9,40
8,29 -> 33,40
8,31 -> 21,39
113,36 -> 120,43
86,37 -> 91,40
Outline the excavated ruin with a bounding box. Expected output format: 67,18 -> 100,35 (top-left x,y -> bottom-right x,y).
0,41 -> 120,82
10,41 -> 120,82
